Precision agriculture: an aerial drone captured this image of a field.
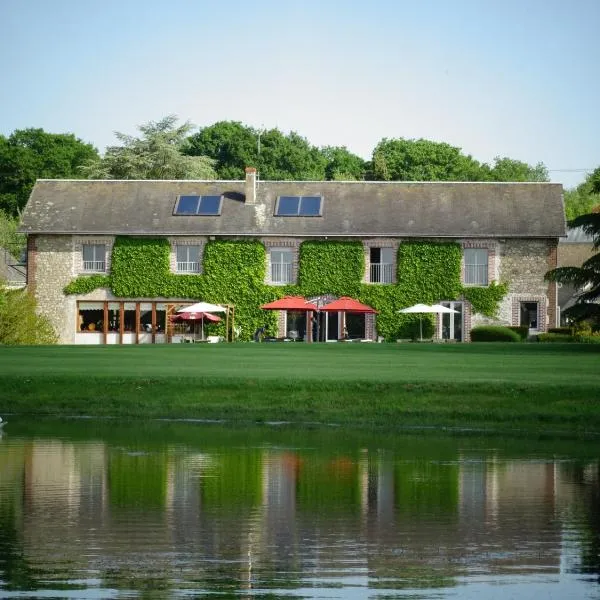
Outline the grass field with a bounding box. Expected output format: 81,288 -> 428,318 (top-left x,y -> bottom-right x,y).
0,342 -> 599,435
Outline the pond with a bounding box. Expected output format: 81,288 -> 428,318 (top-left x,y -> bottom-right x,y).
0,418 -> 599,599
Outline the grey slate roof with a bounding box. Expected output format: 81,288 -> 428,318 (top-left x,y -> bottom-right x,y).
562,226 -> 595,244
20,179 -> 566,238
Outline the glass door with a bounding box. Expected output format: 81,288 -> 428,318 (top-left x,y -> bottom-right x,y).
439,301 -> 464,342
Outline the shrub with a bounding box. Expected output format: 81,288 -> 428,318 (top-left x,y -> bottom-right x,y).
0,282 -> 57,345
507,326 -> 528,341
470,326 -> 521,342
575,334 -> 600,344
537,333 -> 575,343
548,327 -> 572,335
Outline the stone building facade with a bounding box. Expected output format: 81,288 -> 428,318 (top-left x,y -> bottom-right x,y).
21,175 -> 565,344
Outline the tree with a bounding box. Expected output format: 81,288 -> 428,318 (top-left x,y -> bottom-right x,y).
0,211 -> 26,258
321,146 -> 366,181
489,157 -> 549,182
564,167 -> 600,221
186,122 -> 327,181
81,115 -> 216,180
185,121 -> 258,180
0,282 -> 57,345
0,129 -> 98,216
371,138 -> 488,181
545,209 -> 600,327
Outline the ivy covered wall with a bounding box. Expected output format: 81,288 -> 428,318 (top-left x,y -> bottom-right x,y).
65,237 -> 507,340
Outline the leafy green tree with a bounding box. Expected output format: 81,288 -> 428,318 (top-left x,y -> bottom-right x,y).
321,146 -> 366,181
564,167 -> 600,221
0,282 -> 57,345
0,129 -> 98,216
545,210 -> 600,327
185,121 -> 258,180
0,211 -> 26,258
82,115 -> 216,180
371,138 -> 488,181
489,156 -> 549,182
187,122 -> 327,180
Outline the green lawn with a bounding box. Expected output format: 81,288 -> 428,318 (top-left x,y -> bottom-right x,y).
0,343 -> 599,435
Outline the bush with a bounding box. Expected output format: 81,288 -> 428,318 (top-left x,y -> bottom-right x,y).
507,326 -> 528,341
0,282 -> 57,345
548,327 -> 572,335
470,326 -> 521,342
537,333 -> 575,343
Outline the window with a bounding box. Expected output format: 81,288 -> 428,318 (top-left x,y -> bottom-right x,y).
174,195 -> 222,215
464,249 -> 488,286
78,302 -> 104,332
370,247 -> 394,283
275,196 -> 322,216
82,244 -> 106,272
176,245 -> 201,273
271,249 -> 293,284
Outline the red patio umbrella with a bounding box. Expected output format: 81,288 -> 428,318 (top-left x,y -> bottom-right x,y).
171,311 -> 221,340
320,297 -> 378,340
171,311 -> 222,323
320,297 -> 378,314
261,296 -> 319,311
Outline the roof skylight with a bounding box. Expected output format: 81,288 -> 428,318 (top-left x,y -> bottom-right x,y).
275,196 -> 322,216
174,195 -> 222,216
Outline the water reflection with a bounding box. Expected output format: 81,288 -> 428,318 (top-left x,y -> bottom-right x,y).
0,422 -> 599,598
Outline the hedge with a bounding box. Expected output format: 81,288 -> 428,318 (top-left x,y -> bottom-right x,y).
470,326 -> 521,342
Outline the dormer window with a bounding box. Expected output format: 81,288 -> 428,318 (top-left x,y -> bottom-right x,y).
275,196 -> 322,216
174,195 -> 222,215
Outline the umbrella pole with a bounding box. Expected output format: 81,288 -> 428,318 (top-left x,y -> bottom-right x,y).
420,317 -> 423,341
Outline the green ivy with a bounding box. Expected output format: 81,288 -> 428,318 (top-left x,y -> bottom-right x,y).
461,281 -> 509,317
63,237 -> 508,340
111,237 -> 171,297
298,241 -> 364,296
63,274 -> 112,295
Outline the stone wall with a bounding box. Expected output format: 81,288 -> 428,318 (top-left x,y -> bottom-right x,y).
29,235 -> 77,344
495,238 -> 557,330
28,234 -> 559,343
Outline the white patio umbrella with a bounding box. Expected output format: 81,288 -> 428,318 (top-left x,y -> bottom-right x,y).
398,303 -> 456,341
177,302 -> 227,340
430,304 -> 459,314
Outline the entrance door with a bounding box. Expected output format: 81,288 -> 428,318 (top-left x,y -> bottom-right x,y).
439,301 -> 464,342
520,302 -> 539,334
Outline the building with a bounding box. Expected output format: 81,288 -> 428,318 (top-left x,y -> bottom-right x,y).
557,225 -> 598,324
20,169 -> 565,344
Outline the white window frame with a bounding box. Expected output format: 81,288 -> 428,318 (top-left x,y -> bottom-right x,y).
176,244 -> 201,273
82,244 -> 106,273
270,248 -> 294,284
369,247 -> 394,284
464,248 -> 489,286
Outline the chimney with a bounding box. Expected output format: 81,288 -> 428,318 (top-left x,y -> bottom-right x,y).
245,167 -> 257,204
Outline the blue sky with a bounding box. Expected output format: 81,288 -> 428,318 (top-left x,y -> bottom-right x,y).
1,0 -> 598,188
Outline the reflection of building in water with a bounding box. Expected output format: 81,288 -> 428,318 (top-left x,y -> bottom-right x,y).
20,441 -> 108,565
4,438 -> 599,595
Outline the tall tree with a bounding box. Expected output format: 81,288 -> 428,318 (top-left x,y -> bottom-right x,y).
564,167 -> 600,221
82,116 -> 216,180
0,211 -> 26,258
186,122 -> 327,181
545,209 -> 600,327
321,146 -> 366,181
0,129 -> 98,216
371,138 -> 487,181
489,157 -> 549,182
185,121 -> 258,180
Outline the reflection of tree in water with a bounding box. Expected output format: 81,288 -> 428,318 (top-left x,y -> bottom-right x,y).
571,461 -> 600,578
0,500 -> 38,591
